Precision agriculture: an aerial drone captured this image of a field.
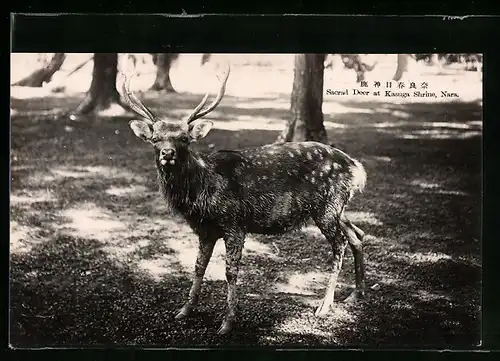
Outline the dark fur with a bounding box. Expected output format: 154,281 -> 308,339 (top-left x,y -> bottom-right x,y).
156,141 -> 366,238
130,119 -> 367,334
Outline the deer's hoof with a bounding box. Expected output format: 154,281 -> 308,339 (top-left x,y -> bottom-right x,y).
174,306 -> 191,320
217,320 -> 233,335
343,289 -> 365,304
343,292 -> 360,304
314,304 -> 331,318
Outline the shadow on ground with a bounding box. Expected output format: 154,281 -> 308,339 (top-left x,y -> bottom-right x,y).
10,91 -> 481,348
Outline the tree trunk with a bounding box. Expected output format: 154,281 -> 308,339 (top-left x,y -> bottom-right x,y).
341,54 -> 376,83
393,54 -> 409,81
72,53 -> 128,116
324,54 -> 336,70
277,54 -> 327,144
428,53 -> 443,71
429,54 -> 439,66
13,53 -> 66,87
49,55 -> 94,93
201,53 -> 211,65
150,53 -> 178,92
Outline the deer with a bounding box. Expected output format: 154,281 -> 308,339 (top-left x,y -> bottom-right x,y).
122,64 -> 367,335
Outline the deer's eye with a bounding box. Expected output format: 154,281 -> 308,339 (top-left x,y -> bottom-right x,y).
178,135 -> 190,143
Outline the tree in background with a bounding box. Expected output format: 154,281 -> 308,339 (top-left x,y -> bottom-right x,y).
429,54 -> 442,68
12,53 -> 66,87
277,54 -> 328,143
201,53 -> 212,66
72,53 -> 129,116
393,54 -> 410,81
341,54 -> 377,83
324,54 -> 377,82
150,53 -> 178,92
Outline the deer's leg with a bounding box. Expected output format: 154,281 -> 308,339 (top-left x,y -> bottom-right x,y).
342,214 -> 365,241
218,231 -> 245,335
314,214 -> 348,317
175,234 -> 218,320
340,219 -> 366,303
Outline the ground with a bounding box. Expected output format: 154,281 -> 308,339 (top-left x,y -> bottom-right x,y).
9,55 -> 482,348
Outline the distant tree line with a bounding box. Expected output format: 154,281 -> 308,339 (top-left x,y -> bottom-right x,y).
12,53 -> 480,144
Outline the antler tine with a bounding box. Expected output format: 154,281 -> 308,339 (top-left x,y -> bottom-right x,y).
185,92 -> 210,124
121,72 -> 158,124
186,63 -> 231,125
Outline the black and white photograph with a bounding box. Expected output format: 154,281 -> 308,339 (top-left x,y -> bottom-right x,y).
10,51 -> 482,348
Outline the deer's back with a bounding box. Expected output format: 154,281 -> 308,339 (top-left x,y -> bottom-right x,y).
209,142 -> 358,234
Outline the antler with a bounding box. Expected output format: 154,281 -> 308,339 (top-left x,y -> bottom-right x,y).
185,63 -> 231,125
122,73 -> 159,124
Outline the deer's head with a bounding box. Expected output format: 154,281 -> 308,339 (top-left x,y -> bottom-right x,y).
124,64 -> 230,167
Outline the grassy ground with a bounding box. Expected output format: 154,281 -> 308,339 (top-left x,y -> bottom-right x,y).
10,63 -> 482,348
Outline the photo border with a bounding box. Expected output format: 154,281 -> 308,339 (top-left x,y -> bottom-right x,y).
7,12 -> 499,359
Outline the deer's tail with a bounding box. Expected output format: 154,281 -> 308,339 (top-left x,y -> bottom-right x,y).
348,158 -> 367,194
328,144 -> 367,194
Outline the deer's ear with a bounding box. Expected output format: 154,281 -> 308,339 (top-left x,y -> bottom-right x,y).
129,120 -> 153,142
189,120 -> 213,141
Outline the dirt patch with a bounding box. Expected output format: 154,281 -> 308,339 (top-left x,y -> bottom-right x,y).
10,66 -> 481,348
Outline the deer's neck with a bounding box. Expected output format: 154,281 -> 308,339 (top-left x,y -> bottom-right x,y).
157,150 -> 216,215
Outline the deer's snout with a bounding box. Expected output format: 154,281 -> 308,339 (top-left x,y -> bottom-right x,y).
160,148 -> 176,159
159,148 -> 176,166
